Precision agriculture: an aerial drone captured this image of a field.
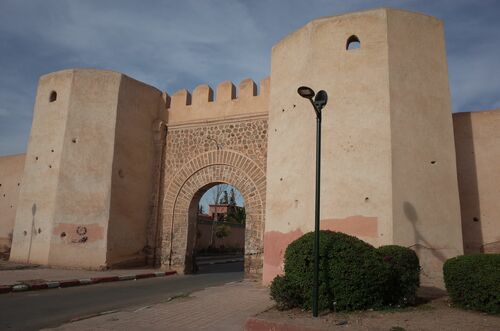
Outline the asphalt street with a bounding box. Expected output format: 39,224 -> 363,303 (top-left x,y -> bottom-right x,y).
0,261 -> 244,331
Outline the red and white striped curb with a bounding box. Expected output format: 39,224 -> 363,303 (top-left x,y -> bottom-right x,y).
0,270 -> 176,294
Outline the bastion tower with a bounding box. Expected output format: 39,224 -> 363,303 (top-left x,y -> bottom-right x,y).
9,70 -> 166,268
263,8 -> 463,286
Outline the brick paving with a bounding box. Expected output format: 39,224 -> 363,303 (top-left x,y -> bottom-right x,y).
45,280 -> 273,331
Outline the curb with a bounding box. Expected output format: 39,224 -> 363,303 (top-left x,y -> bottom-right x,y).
244,317 -> 331,331
0,270 -> 176,295
197,258 -> 244,266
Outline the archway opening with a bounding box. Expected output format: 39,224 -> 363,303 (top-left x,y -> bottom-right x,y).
187,183 -> 246,274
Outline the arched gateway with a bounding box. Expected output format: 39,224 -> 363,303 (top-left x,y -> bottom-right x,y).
150,79 -> 270,278
162,150 -> 266,277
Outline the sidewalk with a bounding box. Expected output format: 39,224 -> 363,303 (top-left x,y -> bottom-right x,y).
196,254 -> 244,266
0,260 -> 176,293
45,280 -> 273,331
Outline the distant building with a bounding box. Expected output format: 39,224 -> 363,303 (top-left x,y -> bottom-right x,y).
199,204 -> 245,223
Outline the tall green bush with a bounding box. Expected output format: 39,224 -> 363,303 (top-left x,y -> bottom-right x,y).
270,231 -> 421,312
443,254 -> 500,314
377,245 -> 420,305
272,231 -> 390,311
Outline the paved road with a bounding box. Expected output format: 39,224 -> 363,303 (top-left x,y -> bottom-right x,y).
0,262 -> 244,331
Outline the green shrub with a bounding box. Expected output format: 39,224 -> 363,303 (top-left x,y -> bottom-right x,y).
443,254 -> 500,314
377,245 -> 420,306
269,275 -> 301,310
271,231 -> 392,312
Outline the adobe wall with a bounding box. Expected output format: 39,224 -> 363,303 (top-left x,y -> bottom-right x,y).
387,10 -> 463,286
454,110 -> 500,254
0,154 -> 25,256
9,69 -> 164,268
263,8 -> 463,287
106,74 -> 165,267
196,221 -> 245,251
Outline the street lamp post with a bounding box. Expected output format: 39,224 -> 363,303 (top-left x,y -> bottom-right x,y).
297,86 -> 328,318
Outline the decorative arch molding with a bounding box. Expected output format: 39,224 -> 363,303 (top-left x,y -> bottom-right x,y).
160,149 -> 266,278
165,149 -> 266,202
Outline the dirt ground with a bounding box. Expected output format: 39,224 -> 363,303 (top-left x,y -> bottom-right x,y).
254,287 -> 500,331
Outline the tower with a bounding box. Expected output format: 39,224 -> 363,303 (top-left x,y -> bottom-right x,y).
264,8 -> 463,286
9,69 -> 165,268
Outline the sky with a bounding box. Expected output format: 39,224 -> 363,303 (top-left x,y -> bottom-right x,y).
199,184 -> 244,213
1,0 -> 499,156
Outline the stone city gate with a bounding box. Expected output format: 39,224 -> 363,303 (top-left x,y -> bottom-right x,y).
150,85 -> 269,278
9,9 -> 486,287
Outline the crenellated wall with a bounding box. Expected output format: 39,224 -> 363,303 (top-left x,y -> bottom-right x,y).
155,77 -> 269,277
165,78 -> 269,126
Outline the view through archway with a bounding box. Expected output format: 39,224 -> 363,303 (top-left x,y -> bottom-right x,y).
188,184 -> 246,274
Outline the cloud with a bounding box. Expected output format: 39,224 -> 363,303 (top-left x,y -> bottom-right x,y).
0,108 -> 10,117
1,0 -> 500,155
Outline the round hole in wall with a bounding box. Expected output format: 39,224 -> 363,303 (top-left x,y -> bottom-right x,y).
473,217 -> 479,222
430,160 -> 436,164
17,183 -> 20,186
365,197 -> 369,202
51,149 -> 54,153
72,138 -> 77,143
48,165 -> 52,169
38,228 -> 42,234
49,91 -> 57,102
60,232 -> 66,238
23,231 -> 27,236
35,156 -> 39,161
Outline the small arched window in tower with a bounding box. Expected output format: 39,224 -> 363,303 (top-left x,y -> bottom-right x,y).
49,91 -> 57,102
346,35 -> 360,50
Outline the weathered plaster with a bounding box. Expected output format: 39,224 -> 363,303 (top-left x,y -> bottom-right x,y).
262,229 -> 303,284
0,154 -> 25,256
321,216 -> 378,238
454,110 -> 500,254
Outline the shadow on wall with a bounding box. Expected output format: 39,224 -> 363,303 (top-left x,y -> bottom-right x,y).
404,201 -> 447,264
27,203 -> 37,263
454,114 -> 483,253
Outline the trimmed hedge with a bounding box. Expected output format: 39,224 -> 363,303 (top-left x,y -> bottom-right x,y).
270,231 -> 420,312
269,275 -> 301,311
377,245 -> 420,305
443,254 -> 500,314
